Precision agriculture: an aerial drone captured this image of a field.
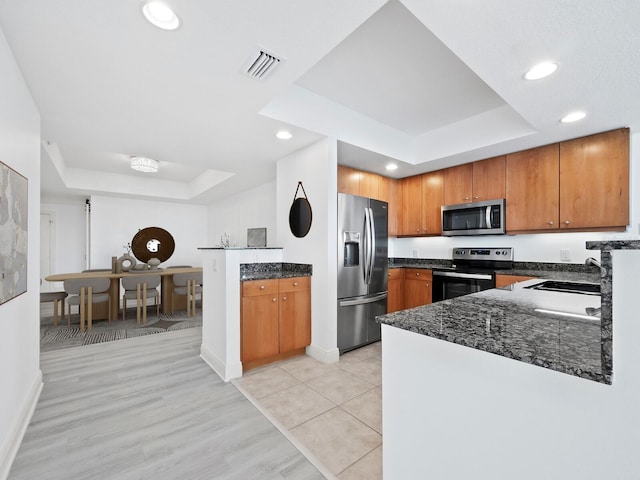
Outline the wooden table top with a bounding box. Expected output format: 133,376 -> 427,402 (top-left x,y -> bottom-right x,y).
45,266 -> 202,282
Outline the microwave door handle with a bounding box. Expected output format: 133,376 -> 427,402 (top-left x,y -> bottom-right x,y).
485,206 -> 491,229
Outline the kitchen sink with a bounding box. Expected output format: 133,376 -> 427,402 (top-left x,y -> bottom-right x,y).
525,280 -> 601,295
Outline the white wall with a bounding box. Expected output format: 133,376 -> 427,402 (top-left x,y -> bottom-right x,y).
207,180 -> 277,248
40,201 -> 86,276
89,195 -> 207,269
0,27 -> 42,479
382,249 -> 640,479
390,131 -> 640,263
276,138 -> 340,364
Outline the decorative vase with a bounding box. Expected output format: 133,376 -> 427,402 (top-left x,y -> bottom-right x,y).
147,257 -> 161,270
117,253 -> 136,272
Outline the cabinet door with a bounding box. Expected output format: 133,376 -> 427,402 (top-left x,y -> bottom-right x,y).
404,269 -> 432,308
379,176 -> 399,237
559,128 -> 629,230
360,171 -> 380,200
387,268 -> 405,313
241,292 -> 279,363
495,274 -> 536,288
401,175 -> 423,235
443,164 -> 473,205
279,277 -> 311,353
506,144 -> 559,232
473,155 -> 505,201
337,165 -> 361,195
421,170 -> 444,235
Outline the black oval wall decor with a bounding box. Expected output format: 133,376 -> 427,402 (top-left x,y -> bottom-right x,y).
289,182 -> 312,238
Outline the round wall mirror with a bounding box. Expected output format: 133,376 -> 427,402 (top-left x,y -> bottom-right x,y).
131,227 -> 175,263
289,197 -> 313,238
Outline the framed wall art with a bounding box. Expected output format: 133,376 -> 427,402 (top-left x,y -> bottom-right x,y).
0,160 -> 28,305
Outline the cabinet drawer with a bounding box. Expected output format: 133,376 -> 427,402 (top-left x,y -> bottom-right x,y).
388,268 -> 403,280
242,279 -> 278,297
279,276 -> 311,293
404,268 -> 432,280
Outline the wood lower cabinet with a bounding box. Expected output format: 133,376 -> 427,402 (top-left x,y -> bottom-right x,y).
404,269 -> 432,309
495,274 -> 536,288
387,268 -> 405,313
241,276 -> 311,370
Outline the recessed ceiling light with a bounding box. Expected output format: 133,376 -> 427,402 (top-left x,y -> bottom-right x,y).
142,1 -> 180,31
524,62 -> 558,80
561,111 -> 587,123
276,130 -> 292,140
385,163 -> 398,171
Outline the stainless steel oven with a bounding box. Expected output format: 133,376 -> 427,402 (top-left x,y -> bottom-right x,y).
432,247 -> 513,302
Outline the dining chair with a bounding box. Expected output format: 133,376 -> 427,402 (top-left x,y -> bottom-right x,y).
64,277 -> 111,332
40,291 -> 69,327
121,274 -> 161,325
172,272 -> 203,317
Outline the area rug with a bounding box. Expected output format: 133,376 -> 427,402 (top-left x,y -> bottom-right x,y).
40,309 -> 202,352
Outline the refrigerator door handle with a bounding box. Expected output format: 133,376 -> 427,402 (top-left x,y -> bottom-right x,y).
367,207 -> 376,284
339,292 -> 387,307
363,208 -> 372,284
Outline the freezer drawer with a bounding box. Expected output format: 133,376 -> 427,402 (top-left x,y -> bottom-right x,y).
337,293 -> 386,353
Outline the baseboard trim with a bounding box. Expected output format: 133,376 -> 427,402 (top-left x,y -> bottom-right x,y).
0,370 -> 43,480
305,343 -> 340,364
200,344 -> 242,382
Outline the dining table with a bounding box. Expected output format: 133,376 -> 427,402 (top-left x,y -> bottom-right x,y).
45,267 -> 203,322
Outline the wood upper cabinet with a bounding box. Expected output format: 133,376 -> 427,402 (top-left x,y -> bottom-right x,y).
443,163 -> 473,205
379,176 -> 399,237
241,276 -> 311,368
421,170 -> 444,235
443,156 -> 505,205
387,268 -> 405,313
506,144 -> 560,232
404,269 -> 432,309
359,171 -> 380,200
337,165 -> 361,196
400,171 -> 443,236
559,128 -> 629,230
472,156 -> 506,202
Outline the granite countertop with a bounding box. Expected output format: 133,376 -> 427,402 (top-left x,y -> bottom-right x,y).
378,278 -> 605,383
240,262 -> 312,280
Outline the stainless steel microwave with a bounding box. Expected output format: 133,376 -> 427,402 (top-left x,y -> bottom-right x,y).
441,199 -> 506,236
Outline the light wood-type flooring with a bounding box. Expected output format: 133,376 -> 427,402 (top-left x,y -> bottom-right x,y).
9,327 -> 324,480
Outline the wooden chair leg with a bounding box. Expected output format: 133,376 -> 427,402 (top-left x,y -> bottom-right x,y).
87,286 -> 93,333
53,299 -> 59,327
80,287 -> 86,333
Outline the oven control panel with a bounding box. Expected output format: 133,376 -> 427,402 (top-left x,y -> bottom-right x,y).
452,247 -> 513,262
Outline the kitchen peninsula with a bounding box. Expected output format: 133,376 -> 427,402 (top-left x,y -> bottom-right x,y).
378,241 -> 640,479
198,247 -> 312,381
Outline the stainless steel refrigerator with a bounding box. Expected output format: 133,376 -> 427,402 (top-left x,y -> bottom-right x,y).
337,193 -> 388,353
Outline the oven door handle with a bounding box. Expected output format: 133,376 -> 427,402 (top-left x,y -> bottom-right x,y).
433,271 -> 493,280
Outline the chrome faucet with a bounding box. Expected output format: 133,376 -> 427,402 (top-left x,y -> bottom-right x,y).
585,257 -> 602,269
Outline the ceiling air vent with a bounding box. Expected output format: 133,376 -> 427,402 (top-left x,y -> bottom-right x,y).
244,48 -> 283,80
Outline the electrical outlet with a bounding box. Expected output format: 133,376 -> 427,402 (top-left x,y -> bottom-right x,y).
560,249 -> 571,262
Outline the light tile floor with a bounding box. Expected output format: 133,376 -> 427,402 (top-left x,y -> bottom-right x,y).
235,342 -> 383,480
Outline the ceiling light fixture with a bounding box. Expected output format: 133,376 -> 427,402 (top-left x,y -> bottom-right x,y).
524,62 -> 558,80
276,130 -> 292,140
561,111 -> 587,123
385,163 -> 398,171
142,1 -> 180,30
130,156 -> 159,173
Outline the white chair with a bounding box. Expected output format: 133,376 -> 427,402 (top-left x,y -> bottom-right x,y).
172,272 -> 203,317
64,277 -> 111,332
121,274 -> 161,324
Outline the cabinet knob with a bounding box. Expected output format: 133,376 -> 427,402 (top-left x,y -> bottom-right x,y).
415,272 -> 420,276
473,196 -> 479,200
260,285 -> 265,290
564,220 -> 570,225
293,282 -> 298,286
464,197 -> 470,201
416,228 -> 420,233
282,296 -> 287,301
425,283 -> 430,287
272,298 -> 277,302
548,221 -> 554,225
